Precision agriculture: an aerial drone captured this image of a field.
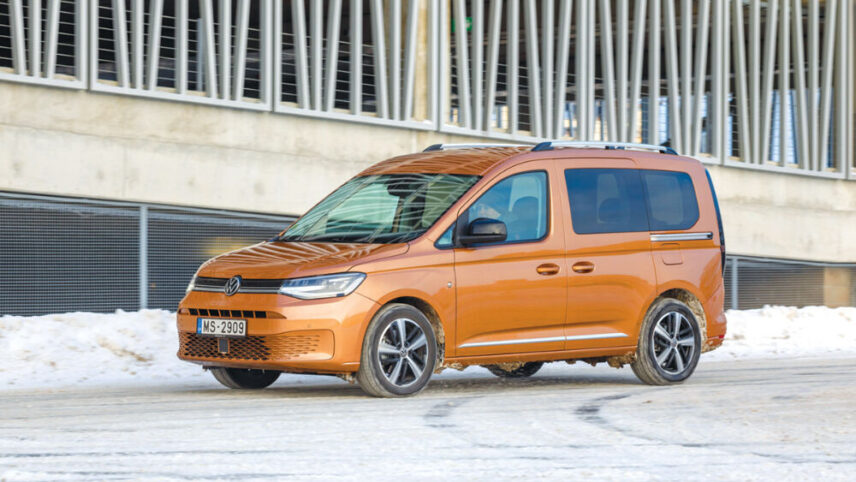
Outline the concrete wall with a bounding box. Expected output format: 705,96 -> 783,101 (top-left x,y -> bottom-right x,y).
0,83 -> 477,216
1,82 -> 855,265
706,165 -> 856,263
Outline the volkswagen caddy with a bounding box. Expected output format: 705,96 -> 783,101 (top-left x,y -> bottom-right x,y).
177,142 -> 726,397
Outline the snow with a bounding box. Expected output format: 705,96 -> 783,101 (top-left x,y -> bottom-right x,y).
705,305 -> 856,361
1,305 -> 855,390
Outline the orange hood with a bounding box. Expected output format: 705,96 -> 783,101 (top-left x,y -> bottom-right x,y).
198,241 -> 409,279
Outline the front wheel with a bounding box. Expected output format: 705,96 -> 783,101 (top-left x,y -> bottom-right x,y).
631,299 -> 702,385
210,367 -> 281,389
356,304 -> 437,397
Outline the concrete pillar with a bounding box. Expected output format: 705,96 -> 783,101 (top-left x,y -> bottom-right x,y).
824,267 -> 854,308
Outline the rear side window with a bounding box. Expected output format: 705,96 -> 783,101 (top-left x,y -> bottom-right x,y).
565,168 -> 701,235
564,169 -> 649,234
640,170 -> 700,230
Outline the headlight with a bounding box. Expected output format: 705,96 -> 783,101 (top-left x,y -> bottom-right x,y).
278,273 -> 366,300
186,276 -> 197,294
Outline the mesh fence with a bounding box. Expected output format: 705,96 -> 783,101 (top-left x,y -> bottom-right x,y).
726,256 -> 856,310
147,208 -> 289,310
0,192 -> 293,316
0,196 -> 140,315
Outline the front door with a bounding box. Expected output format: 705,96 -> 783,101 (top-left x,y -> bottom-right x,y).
454,162 -> 567,356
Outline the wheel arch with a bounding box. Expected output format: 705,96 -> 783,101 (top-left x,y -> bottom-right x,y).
373,295 -> 447,370
648,286 -> 709,341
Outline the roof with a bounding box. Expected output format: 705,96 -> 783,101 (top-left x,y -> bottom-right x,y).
357,145 -> 699,178
358,147 -> 529,177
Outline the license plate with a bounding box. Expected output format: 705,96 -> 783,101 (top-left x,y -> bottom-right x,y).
196,318 -> 247,338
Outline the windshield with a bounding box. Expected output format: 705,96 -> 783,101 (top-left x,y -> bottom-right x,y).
278,173 -> 480,244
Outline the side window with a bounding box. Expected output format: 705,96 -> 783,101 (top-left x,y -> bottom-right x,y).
641,170 -> 700,230
436,223 -> 454,248
564,169 -> 649,234
465,171 -> 548,243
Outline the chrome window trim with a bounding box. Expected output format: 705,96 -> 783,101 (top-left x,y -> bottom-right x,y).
650,232 -> 714,242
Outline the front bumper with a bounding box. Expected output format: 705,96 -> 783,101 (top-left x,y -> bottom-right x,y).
176,290 -> 379,373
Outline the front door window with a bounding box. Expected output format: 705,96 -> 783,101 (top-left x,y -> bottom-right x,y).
465,171 -> 548,243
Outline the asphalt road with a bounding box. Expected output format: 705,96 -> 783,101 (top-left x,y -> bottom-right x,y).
1,357 -> 855,480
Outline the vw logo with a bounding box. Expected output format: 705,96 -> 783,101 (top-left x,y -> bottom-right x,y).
224,275 -> 242,296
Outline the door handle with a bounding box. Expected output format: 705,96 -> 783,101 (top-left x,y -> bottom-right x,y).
572,261 -> 595,274
536,263 -> 560,275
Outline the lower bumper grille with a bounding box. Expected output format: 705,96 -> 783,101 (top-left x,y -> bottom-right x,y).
179,332 -> 322,362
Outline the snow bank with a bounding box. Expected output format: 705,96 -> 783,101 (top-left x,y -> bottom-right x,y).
1,306 -> 855,390
705,305 -> 856,361
0,310 -> 205,389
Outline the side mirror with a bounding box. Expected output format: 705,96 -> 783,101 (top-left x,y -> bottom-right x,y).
458,218 -> 507,246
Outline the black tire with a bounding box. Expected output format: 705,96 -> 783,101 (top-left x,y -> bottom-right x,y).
484,362 -> 544,378
356,303 -> 437,398
210,367 -> 281,389
631,298 -> 702,385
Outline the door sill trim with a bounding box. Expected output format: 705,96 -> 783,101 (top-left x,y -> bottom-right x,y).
459,332 -> 627,349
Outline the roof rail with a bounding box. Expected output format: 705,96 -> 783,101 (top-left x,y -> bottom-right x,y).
423,143 -> 528,152
531,141 -> 678,156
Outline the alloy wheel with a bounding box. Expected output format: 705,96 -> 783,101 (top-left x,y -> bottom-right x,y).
651,311 -> 697,375
377,318 -> 429,388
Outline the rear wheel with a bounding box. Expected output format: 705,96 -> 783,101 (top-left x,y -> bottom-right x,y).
631,299 -> 702,385
357,304 -> 437,398
484,362 -> 544,378
210,367 -> 281,389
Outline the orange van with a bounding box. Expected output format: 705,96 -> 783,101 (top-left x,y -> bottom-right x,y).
177,142 -> 726,397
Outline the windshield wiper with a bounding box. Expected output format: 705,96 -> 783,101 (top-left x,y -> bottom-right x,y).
277,235 -> 371,243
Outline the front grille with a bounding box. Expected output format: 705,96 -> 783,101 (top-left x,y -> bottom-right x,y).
179,332 -> 321,361
187,308 -> 270,319
266,333 -> 322,359
194,277 -> 227,290
193,277 -> 282,294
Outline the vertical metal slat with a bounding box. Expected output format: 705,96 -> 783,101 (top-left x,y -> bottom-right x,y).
523,0 -> 541,137
10,0 -> 26,75
818,0 -> 839,169
232,0 -> 251,101
29,0 -> 42,77
177,0 -> 188,95
507,0 -> 519,135
291,0 -> 310,108
402,0 -> 419,120
309,0 -> 322,109
145,0 -> 164,91
370,0 -> 389,118
323,0 -> 342,111
452,0 -> 472,128
132,0 -> 143,89
483,0 -> 501,131
627,0 -> 646,143
44,0 -> 60,79
349,0 -> 362,115
390,0 -> 402,120
553,0 -> 573,139
598,0 -> 617,141
219,0 -> 231,100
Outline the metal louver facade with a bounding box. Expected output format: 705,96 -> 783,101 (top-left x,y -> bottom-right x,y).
0,1 -> 851,178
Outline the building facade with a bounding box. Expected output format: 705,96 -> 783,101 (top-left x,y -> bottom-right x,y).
1,0 -> 854,314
